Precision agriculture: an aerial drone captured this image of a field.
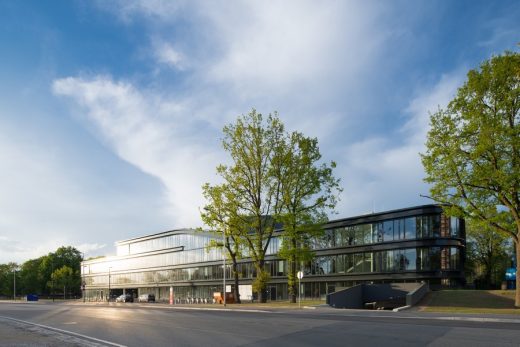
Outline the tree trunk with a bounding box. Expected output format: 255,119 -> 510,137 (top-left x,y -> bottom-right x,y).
232,258 -> 241,304
515,240 -> 520,308
256,260 -> 267,303
289,238 -> 297,303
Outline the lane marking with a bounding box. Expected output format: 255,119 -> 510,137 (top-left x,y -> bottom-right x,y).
0,316 -> 127,347
137,304 -> 272,313
308,312 -> 520,324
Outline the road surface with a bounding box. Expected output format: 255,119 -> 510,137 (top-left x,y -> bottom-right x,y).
1,302 -> 519,346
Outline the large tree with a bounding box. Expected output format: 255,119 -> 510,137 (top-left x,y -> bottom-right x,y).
0,262 -> 18,297
421,51 -> 520,306
201,183 -> 246,303
202,110 -> 285,303
275,132 -> 341,303
50,265 -> 77,299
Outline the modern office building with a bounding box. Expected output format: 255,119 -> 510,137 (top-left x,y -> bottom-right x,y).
81,204 -> 465,302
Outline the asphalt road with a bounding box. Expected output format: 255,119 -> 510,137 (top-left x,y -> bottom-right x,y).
1,302 -> 519,347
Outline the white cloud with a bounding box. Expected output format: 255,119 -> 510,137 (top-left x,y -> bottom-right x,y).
76,243 -> 107,255
96,0 -> 391,140
0,104 -> 172,263
153,41 -> 185,70
54,2 -> 468,234
53,75 -> 224,228
336,72 -> 465,216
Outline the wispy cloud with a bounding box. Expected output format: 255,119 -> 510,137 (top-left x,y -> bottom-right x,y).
76,243 -> 107,255
96,0 -> 394,139
153,40 -> 185,70
55,1 -> 464,228
337,71 -> 465,215
53,75 -> 224,228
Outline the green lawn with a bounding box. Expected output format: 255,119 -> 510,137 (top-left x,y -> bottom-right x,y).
421,290 -> 519,314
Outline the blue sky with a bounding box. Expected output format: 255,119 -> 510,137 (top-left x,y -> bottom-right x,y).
1,0 -> 519,263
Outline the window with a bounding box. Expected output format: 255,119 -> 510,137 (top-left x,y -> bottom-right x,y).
354,253 -> 363,272
404,218 -> 416,239
383,221 -> 394,241
450,247 -> 460,270
404,248 -> 416,271
362,224 -> 372,244
432,215 -> 441,237
429,247 -> 441,271
450,217 -> 460,237
394,219 -> 404,240
336,254 -> 345,273
345,254 -> 354,273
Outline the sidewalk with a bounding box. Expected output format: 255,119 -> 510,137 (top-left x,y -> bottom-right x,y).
60,299 -> 520,323
0,317 -> 109,347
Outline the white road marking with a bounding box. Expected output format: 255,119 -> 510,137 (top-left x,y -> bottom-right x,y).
0,316 -> 127,347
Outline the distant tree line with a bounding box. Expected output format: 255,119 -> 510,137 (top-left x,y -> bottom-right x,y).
0,246 -> 83,299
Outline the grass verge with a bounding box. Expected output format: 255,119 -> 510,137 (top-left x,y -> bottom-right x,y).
420,290 -> 519,314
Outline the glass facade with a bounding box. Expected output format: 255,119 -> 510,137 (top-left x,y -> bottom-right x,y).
82,205 -> 465,301
312,214 -> 448,249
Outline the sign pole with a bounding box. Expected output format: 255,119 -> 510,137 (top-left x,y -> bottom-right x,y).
297,271 -> 303,309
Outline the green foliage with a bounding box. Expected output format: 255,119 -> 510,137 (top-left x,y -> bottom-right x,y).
465,220 -> 510,288
252,268 -> 271,295
202,109 -> 286,303
50,265 -> 79,298
19,258 -> 43,294
202,109 -> 342,303
422,51 -> 520,238
0,246 -> 83,297
274,131 -> 341,301
421,51 -> 520,305
0,263 -> 18,297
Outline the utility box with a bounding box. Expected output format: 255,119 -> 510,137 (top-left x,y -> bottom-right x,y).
26,294 -> 39,301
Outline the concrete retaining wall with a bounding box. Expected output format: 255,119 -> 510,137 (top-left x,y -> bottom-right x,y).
327,282 -> 428,309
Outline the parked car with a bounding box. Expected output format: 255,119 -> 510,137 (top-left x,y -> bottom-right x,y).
115,294 -> 133,303
138,293 -> 155,303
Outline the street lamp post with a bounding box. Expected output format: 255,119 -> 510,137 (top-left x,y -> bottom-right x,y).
108,267 -> 112,303
13,268 -> 16,301
223,230 -> 226,307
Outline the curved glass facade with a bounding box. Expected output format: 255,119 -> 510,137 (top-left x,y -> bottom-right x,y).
82,205 -> 465,301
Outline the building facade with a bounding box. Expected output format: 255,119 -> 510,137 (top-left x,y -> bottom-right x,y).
81,205 -> 465,302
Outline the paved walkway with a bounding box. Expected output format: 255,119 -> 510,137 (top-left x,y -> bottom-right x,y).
0,317 -> 110,347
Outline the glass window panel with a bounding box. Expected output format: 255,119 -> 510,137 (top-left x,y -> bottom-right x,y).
405,248 -> 416,271
346,254 -> 354,273
385,250 -> 394,272
363,253 -> 372,272
450,217 -> 459,237
354,226 -> 363,245
363,224 -> 372,244
450,247 -> 460,270
336,254 -> 345,273
429,247 -> 441,271
404,218 -> 416,239
383,221 -> 393,242
346,227 -> 355,245
354,253 -> 363,272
